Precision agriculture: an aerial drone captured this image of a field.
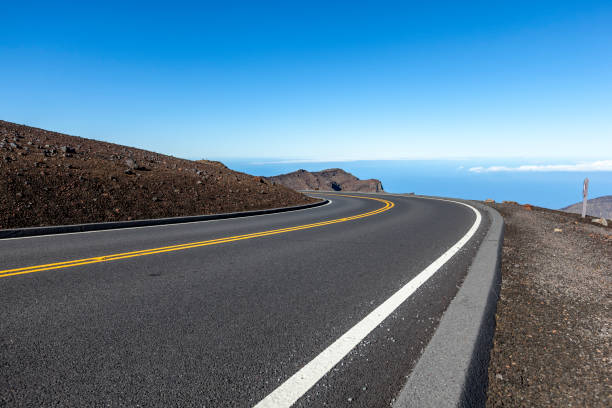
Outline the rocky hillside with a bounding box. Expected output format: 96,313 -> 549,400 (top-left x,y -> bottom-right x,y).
266,168 -> 383,193
0,120 -> 317,229
562,195 -> 612,219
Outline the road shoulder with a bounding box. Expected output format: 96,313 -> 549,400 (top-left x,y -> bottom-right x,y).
0,199 -> 328,239
485,202 -> 611,407
394,201 -> 504,408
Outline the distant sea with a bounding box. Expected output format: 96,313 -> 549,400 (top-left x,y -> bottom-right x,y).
216,159 -> 612,210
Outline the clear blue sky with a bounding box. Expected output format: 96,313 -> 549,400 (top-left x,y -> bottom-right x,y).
1,1 -> 611,161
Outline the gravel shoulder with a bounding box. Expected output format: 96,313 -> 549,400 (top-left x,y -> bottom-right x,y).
485,202 -> 611,407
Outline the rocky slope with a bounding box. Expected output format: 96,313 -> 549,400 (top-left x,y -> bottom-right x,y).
562,195 -> 612,219
266,168 -> 383,193
0,120 -> 317,229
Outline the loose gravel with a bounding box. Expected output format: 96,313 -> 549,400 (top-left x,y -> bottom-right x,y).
486,202 -> 611,407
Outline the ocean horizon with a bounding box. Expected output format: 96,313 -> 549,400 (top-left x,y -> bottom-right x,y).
214,158 -> 612,212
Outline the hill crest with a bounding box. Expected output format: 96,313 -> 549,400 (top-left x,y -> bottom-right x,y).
0,120 -> 316,229
562,195 -> 612,219
266,168 -> 383,193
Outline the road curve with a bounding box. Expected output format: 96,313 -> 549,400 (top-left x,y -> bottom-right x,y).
0,192 -> 488,407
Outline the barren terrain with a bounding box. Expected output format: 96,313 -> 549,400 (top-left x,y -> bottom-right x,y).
563,195 -> 612,219
266,168 -> 383,192
486,202 -> 611,407
0,120 -> 317,229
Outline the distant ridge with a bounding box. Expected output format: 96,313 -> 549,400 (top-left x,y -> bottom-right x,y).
266,168 -> 384,193
562,195 -> 612,219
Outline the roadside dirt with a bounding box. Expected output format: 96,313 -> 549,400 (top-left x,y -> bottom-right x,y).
0,120 -> 317,229
485,202 -> 611,407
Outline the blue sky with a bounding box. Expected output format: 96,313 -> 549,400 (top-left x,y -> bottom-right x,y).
1,1 -> 611,161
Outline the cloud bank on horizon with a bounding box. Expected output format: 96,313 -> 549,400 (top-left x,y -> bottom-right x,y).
469,160 -> 612,173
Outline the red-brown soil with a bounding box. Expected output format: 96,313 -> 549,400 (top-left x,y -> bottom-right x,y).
0,120 -> 317,229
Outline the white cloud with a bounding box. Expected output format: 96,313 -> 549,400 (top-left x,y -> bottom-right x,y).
468,160 -> 612,173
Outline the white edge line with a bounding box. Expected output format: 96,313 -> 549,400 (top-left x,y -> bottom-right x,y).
254,197 -> 482,408
0,199 -> 332,241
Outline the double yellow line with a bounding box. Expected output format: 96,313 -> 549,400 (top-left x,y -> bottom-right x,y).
0,195 -> 394,279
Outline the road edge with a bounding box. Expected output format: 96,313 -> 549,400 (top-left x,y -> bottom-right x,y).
0,199 -> 329,239
393,201 -> 504,408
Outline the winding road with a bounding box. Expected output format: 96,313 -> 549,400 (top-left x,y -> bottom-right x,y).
0,192 -> 487,407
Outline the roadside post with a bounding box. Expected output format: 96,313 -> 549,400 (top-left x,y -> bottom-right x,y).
581,177 -> 589,218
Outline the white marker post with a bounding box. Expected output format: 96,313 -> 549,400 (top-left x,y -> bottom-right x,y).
581,177 -> 589,218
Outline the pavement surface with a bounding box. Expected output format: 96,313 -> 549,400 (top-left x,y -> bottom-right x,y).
0,192 -> 489,407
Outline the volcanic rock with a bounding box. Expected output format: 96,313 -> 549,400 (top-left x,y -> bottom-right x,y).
0,120 -> 317,229
592,217 -> 608,227
266,168 -> 384,193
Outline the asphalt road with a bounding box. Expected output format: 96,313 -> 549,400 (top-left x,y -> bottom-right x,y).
0,192 -> 488,407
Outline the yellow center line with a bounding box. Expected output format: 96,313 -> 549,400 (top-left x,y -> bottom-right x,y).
0,194 -> 394,279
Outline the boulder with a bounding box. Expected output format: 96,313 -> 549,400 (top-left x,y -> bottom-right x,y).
125,158 -> 137,169
592,217 -> 608,227
60,146 -> 76,154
